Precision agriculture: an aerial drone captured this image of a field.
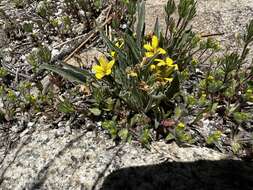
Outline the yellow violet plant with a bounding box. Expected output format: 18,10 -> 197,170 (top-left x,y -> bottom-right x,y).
41,0 -> 253,149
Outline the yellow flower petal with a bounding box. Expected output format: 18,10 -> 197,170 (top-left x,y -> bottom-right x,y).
207,75 -> 214,80
115,41 -> 124,48
105,60 -> 115,75
129,72 -> 138,77
154,58 -> 163,62
144,44 -> 153,51
108,59 -> 115,68
145,52 -> 155,58
150,64 -> 156,71
157,60 -> 166,67
98,56 -> 107,68
157,48 -> 166,55
95,72 -> 105,79
111,51 -> 116,57
165,57 -> 174,66
105,69 -> 112,75
115,42 -> 120,47
174,64 -> 179,70
177,122 -> 185,129
92,65 -> 103,73
164,78 -> 173,82
152,35 -> 159,49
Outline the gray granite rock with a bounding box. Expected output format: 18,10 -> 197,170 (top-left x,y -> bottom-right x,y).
0,124 -> 226,190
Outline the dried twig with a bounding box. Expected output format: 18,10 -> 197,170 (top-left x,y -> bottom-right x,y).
201,32 -> 225,38
63,16 -> 112,63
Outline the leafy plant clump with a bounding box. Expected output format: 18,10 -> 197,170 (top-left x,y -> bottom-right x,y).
42,0 -> 253,153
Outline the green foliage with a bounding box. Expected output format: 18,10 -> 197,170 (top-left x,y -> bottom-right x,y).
27,46 -> 51,72
0,67 -> 7,78
140,127 -> 152,148
233,112 -> 251,124
36,0 -> 52,18
166,122 -> 193,144
206,130 -> 222,145
40,0 -> 253,150
102,120 -> 118,139
0,80 -> 55,121
89,107 -> 101,116
57,98 -> 75,114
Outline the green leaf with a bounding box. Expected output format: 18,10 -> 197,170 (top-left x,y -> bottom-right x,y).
140,127 -> 152,146
165,0 -> 176,16
118,128 -> 129,141
154,17 -> 160,38
165,74 -> 180,98
206,130 -> 222,145
210,102 -> 218,114
57,98 -> 75,114
61,63 -> 92,78
37,46 -> 51,63
178,0 -> 196,20
233,112 -> 251,124
40,64 -> 86,84
231,142 -> 241,154
89,107 -> 101,116
101,120 -> 118,139
166,133 -> 175,141
244,19 -> 253,44
23,22 -> 33,33
124,33 -> 142,62
174,106 -> 182,119
136,0 -> 145,48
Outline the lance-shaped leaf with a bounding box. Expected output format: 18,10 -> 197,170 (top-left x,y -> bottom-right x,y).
136,0 -> 145,47
40,64 -> 87,84
124,33 -> 142,62
154,17 -> 160,39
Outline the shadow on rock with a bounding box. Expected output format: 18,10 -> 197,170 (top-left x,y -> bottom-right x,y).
101,159 -> 253,190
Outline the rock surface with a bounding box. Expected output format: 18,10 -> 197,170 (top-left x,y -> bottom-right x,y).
1,0 -> 253,190
0,124 -> 227,190
146,0 -> 253,44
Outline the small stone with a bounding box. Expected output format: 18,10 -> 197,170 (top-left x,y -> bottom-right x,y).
65,125 -> 72,134
54,127 -> 65,137
51,48 -> 60,59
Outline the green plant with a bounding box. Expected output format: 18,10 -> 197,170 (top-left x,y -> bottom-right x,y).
27,46 -> 51,72
41,0 -> 197,144
41,0 -> 253,150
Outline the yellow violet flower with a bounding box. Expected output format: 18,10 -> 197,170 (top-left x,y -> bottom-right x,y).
126,67 -> 138,77
110,40 -> 124,58
144,35 -> 166,58
155,57 -> 178,70
92,56 -> 115,79
150,64 -> 156,71
164,77 -> 173,83
128,71 -> 138,77
177,122 -> 185,129
111,51 -> 116,58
